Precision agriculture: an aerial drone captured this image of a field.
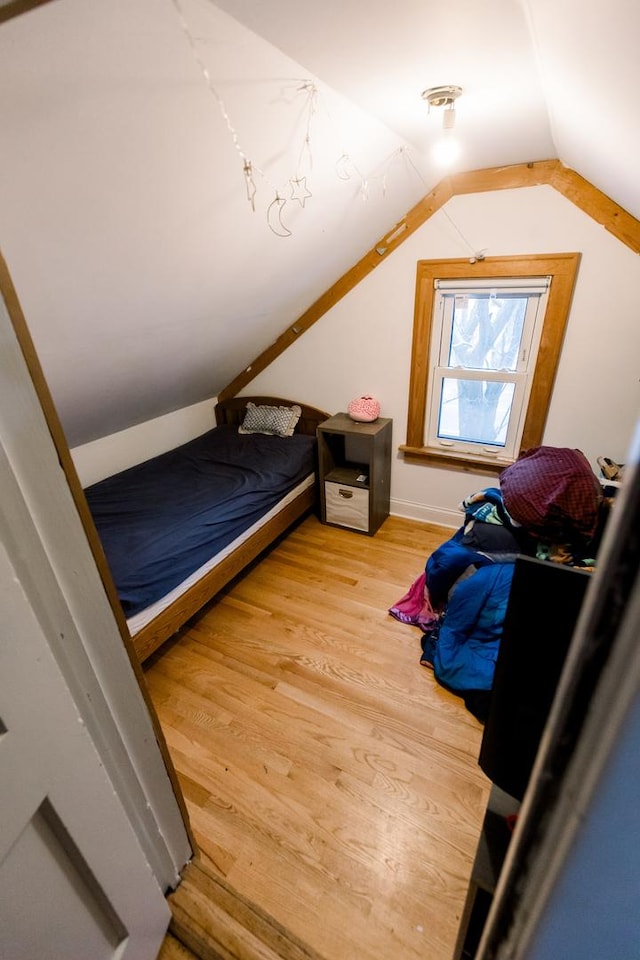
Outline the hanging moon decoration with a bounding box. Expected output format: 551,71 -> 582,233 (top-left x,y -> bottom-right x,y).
335,153 -> 354,181
266,194 -> 292,238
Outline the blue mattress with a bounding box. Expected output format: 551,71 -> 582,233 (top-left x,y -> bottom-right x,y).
85,425 -> 317,616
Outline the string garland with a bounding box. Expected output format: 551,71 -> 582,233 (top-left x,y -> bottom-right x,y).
172,0 -> 425,237
440,206 -> 487,261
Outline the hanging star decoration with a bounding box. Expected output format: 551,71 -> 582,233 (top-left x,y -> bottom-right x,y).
171,2 -> 428,236
289,176 -> 313,208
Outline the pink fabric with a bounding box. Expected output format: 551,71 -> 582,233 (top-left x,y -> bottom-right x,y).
389,571 -> 440,630
500,446 -> 602,542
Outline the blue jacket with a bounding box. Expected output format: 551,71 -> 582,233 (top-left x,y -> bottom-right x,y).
428,557 -> 515,692
425,527 -> 494,609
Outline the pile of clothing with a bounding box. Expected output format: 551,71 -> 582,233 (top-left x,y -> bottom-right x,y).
390,445 -> 607,721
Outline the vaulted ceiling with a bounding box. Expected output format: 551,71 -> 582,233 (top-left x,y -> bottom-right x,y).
1,0 -> 638,445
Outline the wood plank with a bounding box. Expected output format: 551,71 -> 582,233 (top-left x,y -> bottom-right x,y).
168,858 -> 325,960
157,931 -> 200,960
448,159 -> 560,196
217,162 -> 560,402
550,164 -> 640,254
217,159 -> 639,402
0,1 -> 57,24
146,514 -> 491,960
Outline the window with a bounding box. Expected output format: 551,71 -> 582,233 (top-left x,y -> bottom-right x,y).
402,254 -> 580,471
427,276 -> 550,461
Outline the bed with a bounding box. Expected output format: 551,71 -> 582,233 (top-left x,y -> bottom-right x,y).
85,396 -> 330,663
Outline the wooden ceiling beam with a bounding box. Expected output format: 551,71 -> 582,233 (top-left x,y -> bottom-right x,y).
0,0 -> 57,24
218,159 -> 639,401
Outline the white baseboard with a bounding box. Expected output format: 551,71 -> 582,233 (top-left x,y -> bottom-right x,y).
390,497 -> 461,530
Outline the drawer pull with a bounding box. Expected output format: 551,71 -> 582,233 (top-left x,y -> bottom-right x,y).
338,488 -> 353,499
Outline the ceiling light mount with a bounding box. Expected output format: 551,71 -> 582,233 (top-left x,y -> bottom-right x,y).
421,85 -> 463,110
422,85 -> 463,167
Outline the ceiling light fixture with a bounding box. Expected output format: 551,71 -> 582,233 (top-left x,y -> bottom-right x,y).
421,84 -> 463,166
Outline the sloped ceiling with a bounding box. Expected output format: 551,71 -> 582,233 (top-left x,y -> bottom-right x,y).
0,0 -> 638,446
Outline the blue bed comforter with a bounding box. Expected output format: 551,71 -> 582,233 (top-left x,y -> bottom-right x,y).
85,426 -> 317,616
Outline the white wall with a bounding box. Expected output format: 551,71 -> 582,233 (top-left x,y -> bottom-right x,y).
0,0 -> 418,448
244,184 -> 640,524
74,184 -> 640,526
72,397 -> 216,487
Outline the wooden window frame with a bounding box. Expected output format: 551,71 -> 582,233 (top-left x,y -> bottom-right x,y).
400,253 -> 581,473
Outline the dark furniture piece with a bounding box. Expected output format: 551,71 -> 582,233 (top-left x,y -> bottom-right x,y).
478,555 -> 592,802
454,554 -> 592,958
317,412 -> 392,535
453,783 -> 520,960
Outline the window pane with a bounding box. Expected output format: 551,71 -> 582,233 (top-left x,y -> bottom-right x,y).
448,295 -> 528,372
438,378 -> 515,446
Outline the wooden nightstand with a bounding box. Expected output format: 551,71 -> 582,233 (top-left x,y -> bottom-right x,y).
317,413 -> 392,535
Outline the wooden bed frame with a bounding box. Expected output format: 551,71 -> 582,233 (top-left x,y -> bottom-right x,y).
132,396 -> 330,664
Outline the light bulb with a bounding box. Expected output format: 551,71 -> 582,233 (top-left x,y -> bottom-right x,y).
442,105 -> 456,131
432,133 -> 461,166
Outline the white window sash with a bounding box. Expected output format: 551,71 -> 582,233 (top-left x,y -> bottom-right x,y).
426,369 -> 528,460
436,292 -> 546,374
425,278 -> 551,462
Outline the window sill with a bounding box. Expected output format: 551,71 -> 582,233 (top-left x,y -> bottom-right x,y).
399,444 -> 514,475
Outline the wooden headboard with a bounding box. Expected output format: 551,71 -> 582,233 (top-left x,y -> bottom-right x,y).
214,396 -> 331,436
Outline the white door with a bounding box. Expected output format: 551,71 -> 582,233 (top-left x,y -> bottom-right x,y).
0,528 -> 171,960
0,249 -> 189,957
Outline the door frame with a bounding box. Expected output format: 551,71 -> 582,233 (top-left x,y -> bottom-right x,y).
0,250 -> 193,889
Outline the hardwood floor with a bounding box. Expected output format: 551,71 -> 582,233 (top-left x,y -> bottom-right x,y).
157,931 -> 200,960
145,514 -> 491,960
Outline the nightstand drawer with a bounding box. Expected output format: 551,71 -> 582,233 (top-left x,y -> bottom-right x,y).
324,482 -> 369,531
